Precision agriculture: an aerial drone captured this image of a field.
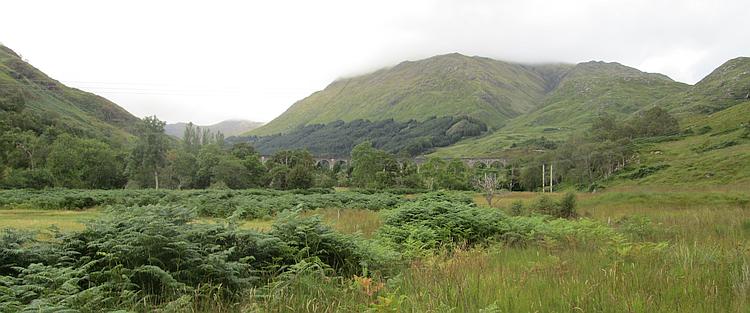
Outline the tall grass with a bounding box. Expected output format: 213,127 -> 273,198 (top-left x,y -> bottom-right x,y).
302,208 -> 382,238
243,190 -> 750,312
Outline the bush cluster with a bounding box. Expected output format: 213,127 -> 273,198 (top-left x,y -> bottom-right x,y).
1,190 -> 636,311
508,193 -> 578,218
0,189 -> 404,218
0,206 -> 394,312
377,192 -> 609,254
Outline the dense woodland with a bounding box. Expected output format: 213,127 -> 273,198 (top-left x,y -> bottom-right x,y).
230,116 -> 487,157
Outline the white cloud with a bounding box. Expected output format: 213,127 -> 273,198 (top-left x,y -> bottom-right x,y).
1,0 -> 747,124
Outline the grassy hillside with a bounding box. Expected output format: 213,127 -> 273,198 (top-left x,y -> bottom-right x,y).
165,119 -> 264,138
658,57 -> 750,115
614,100 -> 750,187
429,57 -> 750,189
250,54 -> 572,135
431,61 -> 688,157
0,45 -> 137,144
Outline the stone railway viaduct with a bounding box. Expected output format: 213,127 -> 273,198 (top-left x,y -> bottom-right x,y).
260,155 -> 508,170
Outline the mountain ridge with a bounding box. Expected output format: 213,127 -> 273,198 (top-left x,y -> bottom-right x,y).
249,53 -> 573,135
248,54 -> 692,137
165,119 -> 264,138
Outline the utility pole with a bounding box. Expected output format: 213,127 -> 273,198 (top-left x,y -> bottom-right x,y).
549,163 -> 553,193
542,163 -> 545,193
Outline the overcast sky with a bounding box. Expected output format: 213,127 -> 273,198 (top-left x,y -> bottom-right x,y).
1,0 -> 747,124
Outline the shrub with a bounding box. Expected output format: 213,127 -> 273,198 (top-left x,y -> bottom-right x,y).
0,206 -> 399,311
692,140 -> 738,153
0,168 -> 54,189
624,164 -> 670,179
530,195 -> 557,215
558,192 -> 577,218
377,194 -> 622,254
510,200 -> 524,216
527,193 -> 577,218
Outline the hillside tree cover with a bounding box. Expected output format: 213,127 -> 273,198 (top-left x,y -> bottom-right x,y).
233,116 -> 487,157
0,88 -> 129,189
516,107 -> 681,191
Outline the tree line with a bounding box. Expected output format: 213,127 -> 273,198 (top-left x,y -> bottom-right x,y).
1,104 -> 683,191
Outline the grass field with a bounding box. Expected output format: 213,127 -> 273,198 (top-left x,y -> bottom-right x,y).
251,189 -> 750,312
0,208 -> 102,232
2,189 -> 748,312
0,207 -> 381,237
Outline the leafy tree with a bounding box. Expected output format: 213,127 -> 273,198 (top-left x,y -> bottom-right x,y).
633,107 -> 680,137
267,149 -> 314,169
213,156 -> 253,189
351,142 -> 399,188
288,164 -> 314,189
215,131 -> 225,147
268,164 -> 290,189
201,128 -> 211,145
229,142 -> 267,187
127,116 -> 169,189
263,149 -> 315,189
195,144 -> 222,188
1,129 -> 42,170
441,159 -> 470,190
182,122 -> 199,152
47,134 -> 125,188
505,162 -> 521,191
420,157 -> 446,190
231,142 -> 257,159
168,149 -> 198,189
192,126 -> 202,147
0,168 -> 53,189
591,108 -> 679,141
590,113 -> 625,141
519,161 -> 542,191
350,142 -> 379,188
396,160 -> 422,188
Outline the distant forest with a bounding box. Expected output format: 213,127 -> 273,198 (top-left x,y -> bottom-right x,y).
229,116 -> 488,157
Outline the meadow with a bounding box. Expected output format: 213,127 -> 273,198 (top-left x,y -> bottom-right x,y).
1,188 -> 748,312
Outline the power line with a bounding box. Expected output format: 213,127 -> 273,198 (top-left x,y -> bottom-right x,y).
0,82 -> 248,96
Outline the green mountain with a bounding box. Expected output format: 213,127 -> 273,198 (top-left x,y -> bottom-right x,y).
165,120 -> 264,139
435,57 -> 750,187
504,61 -> 688,129
250,53 -> 572,135
608,58 -> 750,187
432,61 -> 689,157
249,54 -> 690,157
657,57 -> 750,115
0,45 -> 137,144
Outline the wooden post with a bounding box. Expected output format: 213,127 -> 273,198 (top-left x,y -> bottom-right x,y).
542,164 -> 545,193
549,163 -> 553,192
